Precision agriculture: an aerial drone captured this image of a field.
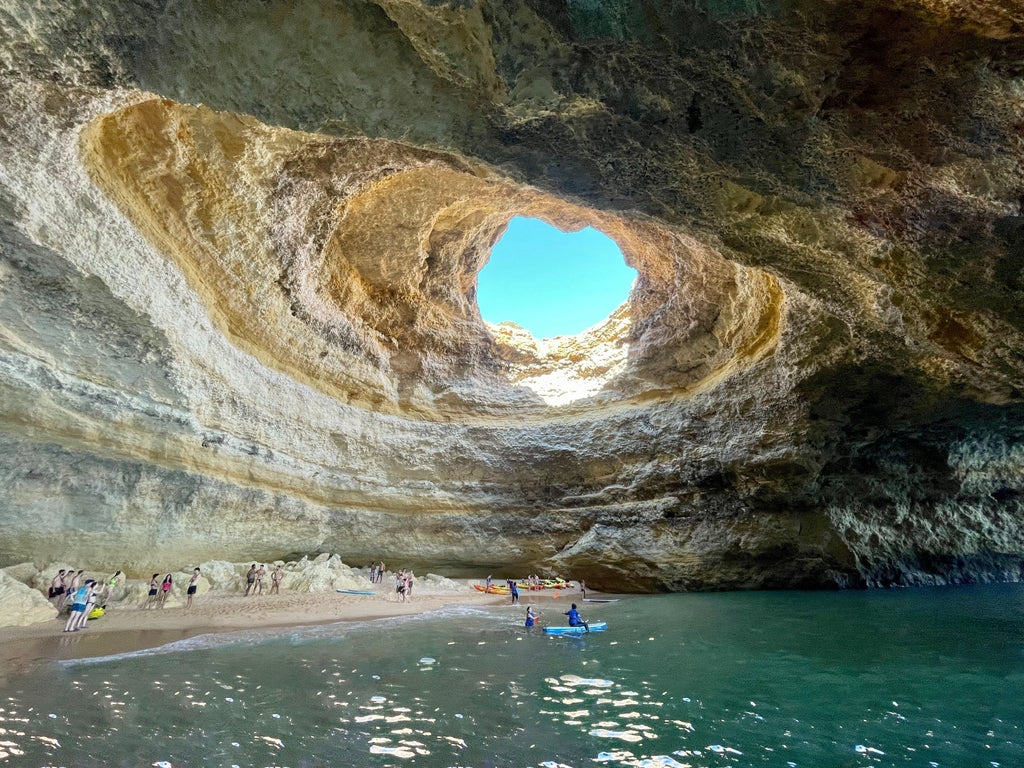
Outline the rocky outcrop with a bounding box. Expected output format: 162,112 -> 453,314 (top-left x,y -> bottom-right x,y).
0,570 -> 56,628
0,1 -> 1022,589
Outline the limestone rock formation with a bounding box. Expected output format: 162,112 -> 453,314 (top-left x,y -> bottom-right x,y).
0,569 -> 56,628
0,1 -> 1022,590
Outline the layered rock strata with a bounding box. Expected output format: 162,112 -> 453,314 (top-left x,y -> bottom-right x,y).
0,0 -> 1022,589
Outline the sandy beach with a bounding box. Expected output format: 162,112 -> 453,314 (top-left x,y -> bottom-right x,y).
0,581 -> 585,684
0,584 -> 519,681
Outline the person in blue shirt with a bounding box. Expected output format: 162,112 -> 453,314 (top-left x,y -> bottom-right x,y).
524,606 -> 538,628
564,603 -> 589,632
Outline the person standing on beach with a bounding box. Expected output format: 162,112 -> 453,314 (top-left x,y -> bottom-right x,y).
83,581 -> 100,624
255,564 -> 266,595
64,580 -> 95,632
580,579 -> 587,600
395,571 -> 406,602
270,565 -> 283,595
405,571 -> 414,598
244,564 -> 257,596
144,573 -> 160,608
103,570 -> 123,605
49,569 -> 66,606
63,569 -> 83,609
186,567 -> 200,609
510,580 -> 520,605
158,574 -> 173,608
377,562 -> 386,584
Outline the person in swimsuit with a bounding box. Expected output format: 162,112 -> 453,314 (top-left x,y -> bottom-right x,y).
64,580 -> 94,632
63,570 -> 83,609
244,564 -> 257,596
49,569 -> 66,605
255,564 -> 266,595
144,573 -> 160,609
102,570 -> 123,606
83,581 -> 100,625
158,574 -> 173,608
186,567 -> 200,609
270,565 -> 283,595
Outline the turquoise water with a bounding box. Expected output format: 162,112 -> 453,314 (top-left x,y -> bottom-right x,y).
2,585 -> 1023,767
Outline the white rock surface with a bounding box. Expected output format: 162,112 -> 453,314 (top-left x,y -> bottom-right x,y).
0,570 -> 57,627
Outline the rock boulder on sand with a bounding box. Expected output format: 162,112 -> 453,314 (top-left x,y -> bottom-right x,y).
0,571 -> 56,627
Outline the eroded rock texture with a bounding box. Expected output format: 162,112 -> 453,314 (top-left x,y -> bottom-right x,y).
1,0 -> 1022,589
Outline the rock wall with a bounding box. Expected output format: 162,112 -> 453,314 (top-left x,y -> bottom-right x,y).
0,0 -> 1022,589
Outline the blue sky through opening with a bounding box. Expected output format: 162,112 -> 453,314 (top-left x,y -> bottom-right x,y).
476,216 -> 636,339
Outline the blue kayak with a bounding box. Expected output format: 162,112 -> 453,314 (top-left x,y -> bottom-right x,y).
543,622 -> 607,635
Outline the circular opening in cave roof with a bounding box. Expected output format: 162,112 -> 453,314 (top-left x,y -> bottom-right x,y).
477,216 -> 637,339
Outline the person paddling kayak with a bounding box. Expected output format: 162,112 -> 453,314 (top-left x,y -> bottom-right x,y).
563,603 -> 589,632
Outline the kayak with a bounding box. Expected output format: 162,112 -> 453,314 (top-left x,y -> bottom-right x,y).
336,589 -> 375,595
473,584 -> 510,595
543,622 -> 607,635
514,579 -> 573,590
584,598 -> 619,603
87,606 -> 105,620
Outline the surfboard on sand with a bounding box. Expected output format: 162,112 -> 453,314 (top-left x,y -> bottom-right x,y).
336,589 -> 375,595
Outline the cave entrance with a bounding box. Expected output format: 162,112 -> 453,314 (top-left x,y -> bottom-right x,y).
477,216 -> 636,339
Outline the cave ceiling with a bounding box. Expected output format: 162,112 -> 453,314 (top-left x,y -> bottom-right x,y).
0,0 -> 1022,589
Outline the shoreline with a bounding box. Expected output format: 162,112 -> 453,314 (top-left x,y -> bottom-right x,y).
0,583 -> 585,681
0,585 -> 516,681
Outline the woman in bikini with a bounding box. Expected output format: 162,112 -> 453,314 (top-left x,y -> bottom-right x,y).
144,573 -> 160,609
158,573 -> 173,608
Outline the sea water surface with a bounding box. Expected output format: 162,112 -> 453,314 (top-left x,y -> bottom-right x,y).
1,585 -> 1023,767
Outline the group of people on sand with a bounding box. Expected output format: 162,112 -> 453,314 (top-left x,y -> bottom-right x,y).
395,569 -> 415,601
50,568 -> 122,612
243,563 -> 284,596
62,579 -> 102,632
49,565 -> 207,622
142,567 -> 203,609
50,569 -> 124,632
368,561 -> 387,583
